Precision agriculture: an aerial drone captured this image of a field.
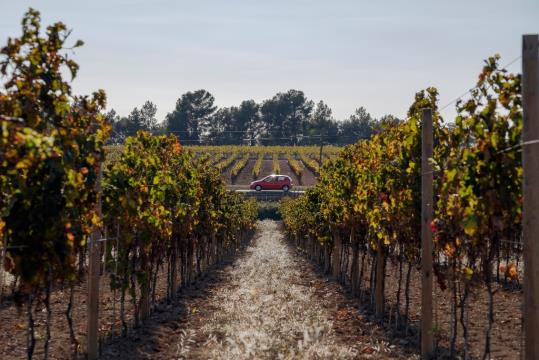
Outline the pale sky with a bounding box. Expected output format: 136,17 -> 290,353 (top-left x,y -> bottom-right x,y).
1,1 -> 537,123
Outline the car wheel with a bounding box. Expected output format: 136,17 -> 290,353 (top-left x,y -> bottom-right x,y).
255,185 -> 262,191
282,185 -> 289,192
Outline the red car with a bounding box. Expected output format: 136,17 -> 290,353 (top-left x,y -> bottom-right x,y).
250,175 -> 293,192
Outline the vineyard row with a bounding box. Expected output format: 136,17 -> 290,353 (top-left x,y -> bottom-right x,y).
281,51 -> 537,359
0,13 -> 258,359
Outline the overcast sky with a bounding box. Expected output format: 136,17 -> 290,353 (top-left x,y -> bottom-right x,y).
1,0 -> 537,123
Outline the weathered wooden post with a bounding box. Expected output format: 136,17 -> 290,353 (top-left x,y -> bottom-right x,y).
0,248 -> 5,301
87,166 -> 102,360
523,33 -> 539,360
421,108 -> 434,358
350,227 -> 360,296
375,243 -> 385,318
332,230 -> 342,279
140,264 -> 151,322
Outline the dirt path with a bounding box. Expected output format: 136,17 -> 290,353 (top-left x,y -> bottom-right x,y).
298,158 -> 318,186
183,220 -> 358,359
102,221 -> 414,359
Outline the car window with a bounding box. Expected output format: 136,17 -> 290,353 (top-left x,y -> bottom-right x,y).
264,176 -> 273,182
277,176 -> 285,181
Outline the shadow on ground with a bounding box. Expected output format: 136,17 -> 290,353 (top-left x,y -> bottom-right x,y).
99,245 -> 250,360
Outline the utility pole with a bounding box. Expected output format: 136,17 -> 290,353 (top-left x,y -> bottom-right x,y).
523,33 -> 539,360
318,133 -> 324,168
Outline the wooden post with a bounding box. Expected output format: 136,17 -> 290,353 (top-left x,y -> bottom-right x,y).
421,108 -> 434,358
332,231 -> 341,278
140,280 -> 150,322
375,239 -> 385,318
324,244 -> 331,274
523,34 -> 539,360
139,245 -> 151,322
0,247 -> 5,301
87,166 -> 102,360
170,241 -> 178,297
350,227 -> 360,296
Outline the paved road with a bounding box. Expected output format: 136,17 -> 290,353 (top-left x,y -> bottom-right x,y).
234,189 -> 304,202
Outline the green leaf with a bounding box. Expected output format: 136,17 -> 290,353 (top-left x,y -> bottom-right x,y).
463,215 -> 478,236
446,168 -> 457,182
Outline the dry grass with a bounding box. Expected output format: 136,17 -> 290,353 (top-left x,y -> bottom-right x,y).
178,220 -> 356,359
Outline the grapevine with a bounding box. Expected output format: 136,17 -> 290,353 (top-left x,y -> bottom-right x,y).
252,152 -> 265,179
0,11 -> 257,358
103,131 -> 257,330
297,151 -> 320,174
215,152 -> 239,171
286,153 -> 303,179
230,152 -> 251,179
0,9 -> 111,358
280,55 -> 522,358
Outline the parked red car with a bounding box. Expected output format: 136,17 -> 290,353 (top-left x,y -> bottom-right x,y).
250,175 -> 293,192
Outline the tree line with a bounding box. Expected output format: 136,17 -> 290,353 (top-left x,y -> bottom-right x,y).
107,89 -> 399,146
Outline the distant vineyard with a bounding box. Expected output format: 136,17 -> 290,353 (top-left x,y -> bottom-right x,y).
230,152 -> 251,179
252,153 -> 265,179
184,145 -> 339,187
185,145 -> 340,157
105,145 -> 341,188
297,152 -> 320,174
286,153 -> 303,179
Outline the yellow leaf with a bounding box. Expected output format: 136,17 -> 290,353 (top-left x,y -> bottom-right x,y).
91,213 -> 101,226
463,267 -> 473,280
15,160 -> 28,169
463,216 -> 478,236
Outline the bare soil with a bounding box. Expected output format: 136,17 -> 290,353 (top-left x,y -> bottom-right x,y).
278,160 -> 300,186
260,159 -> 274,178
0,266 -> 169,360
380,258 -> 522,359
232,158 -> 256,185
298,158 -> 318,186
